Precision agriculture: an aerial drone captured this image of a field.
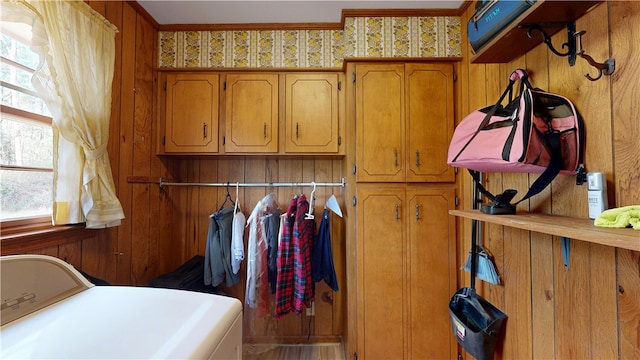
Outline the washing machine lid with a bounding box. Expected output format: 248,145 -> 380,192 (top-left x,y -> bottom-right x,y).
1,255 -> 243,359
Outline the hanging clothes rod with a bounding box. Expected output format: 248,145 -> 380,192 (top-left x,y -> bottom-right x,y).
157,177 -> 346,188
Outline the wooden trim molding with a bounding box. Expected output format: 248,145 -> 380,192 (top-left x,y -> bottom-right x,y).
125,0 -> 160,28
1,225 -> 99,255
158,22 -> 344,31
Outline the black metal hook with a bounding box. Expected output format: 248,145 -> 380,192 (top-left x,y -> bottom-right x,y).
523,22 -> 615,81
526,24 -> 575,63
573,30 -> 616,81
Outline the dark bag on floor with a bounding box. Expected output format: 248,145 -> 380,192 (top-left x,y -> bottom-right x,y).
150,255 -> 222,295
467,0 -> 536,53
449,288 -> 507,360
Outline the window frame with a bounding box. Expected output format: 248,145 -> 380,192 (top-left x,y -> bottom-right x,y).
1,23 -> 92,253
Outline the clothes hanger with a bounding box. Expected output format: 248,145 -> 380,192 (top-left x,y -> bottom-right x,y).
325,194 -> 343,218
233,182 -> 241,214
218,182 -> 235,211
305,182 -> 316,219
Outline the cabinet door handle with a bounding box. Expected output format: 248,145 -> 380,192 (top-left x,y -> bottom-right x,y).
203,123 -> 207,138
394,149 -> 398,167
415,150 -> 420,167
395,204 -> 399,221
415,204 -> 420,220
296,122 -> 299,138
264,123 -> 267,139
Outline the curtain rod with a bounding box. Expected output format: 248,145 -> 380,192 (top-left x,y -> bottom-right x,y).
158,177 -> 346,188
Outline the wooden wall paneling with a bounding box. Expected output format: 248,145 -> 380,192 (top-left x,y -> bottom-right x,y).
311,159 -> 335,338
58,241 -> 83,270
184,159 -> 202,260
234,159 -> 250,304
170,160 -> 190,269
32,246 -> 59,257
343,62 -> 357,360
78,232 -> 108,280
609,2 -> 640,359
115,2 -> 137,285
147,30 -> 163,286
552,235 -> 591,359
165,161 -> 184,270
156,179 -> 176,275
549,5 -> 618,359
588,243 -> 618,359
261,157 -> 284,340
84,0 -> 122,285
301,158 -> 322,338
242,158 -> 271,340
609,1 -> 640,205
496,56 -> 534,360
456,6 -> 473,302
130,13 -> 155,286
548,28 -> 594,357
198,159 -> 219,255
154,75 -> 176,276
525,43 -> 556,360
278,158 -> 306,339
480,61 -> 505,316
457,2 -> 640,359
465,48 -> 489,306
618,250 -> 640,359
330,158 -> 345,337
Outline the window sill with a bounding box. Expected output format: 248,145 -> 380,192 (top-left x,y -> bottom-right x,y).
1,224 -> 98,255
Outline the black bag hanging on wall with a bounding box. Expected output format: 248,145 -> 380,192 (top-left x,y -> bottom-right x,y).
449,189 -> 507,360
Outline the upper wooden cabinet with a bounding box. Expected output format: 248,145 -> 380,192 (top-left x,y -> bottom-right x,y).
284,73 -> 340,153
224,73 -> 279,153
159,71 -> 343,155
164,73 -> 219,153
355,63 -> 455,182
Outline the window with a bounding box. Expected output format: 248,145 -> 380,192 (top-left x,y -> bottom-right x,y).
1,22 -> 53,224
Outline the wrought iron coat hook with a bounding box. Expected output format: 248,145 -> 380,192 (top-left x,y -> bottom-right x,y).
524,23 -> 615,81
526,24 -> 575,63
573,30 -> 616,81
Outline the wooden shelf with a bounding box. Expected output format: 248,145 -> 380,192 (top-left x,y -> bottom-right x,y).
471,0 -> 602,63
450,209 -> 639,252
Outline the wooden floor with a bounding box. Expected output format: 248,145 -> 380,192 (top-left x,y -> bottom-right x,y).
243,343 -> 346,360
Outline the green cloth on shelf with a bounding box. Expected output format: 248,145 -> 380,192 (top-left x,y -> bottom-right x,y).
594,205 -> 640,230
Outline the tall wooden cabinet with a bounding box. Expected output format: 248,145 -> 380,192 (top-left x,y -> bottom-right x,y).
355,63 -> 455,182
352,62 -> 458,360
356,186 -> 457,360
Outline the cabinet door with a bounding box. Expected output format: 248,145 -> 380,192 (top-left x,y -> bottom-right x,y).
357,188 -> 407,360
356,64 -> 405,182
407,188 -> 457,359
405,63 -> 456,182
224,73 -> 278,152
285,73 -> 340,153
165,73 -> 219,153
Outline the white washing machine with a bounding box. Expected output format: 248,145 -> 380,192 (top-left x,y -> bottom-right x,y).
0,254 -> 243,359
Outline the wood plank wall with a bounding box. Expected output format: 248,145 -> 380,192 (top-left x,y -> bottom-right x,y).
166,158 -> 346,343
7,1 -> 639,355
24,1 -> 347,344
458,2 -> 640,359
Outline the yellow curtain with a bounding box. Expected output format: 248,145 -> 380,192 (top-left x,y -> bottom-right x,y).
1,0 -> 124,228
